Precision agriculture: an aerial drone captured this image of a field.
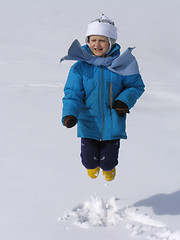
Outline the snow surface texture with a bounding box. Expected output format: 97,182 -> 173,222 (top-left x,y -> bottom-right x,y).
0,0 -> 180,240
59,196 -> 180,240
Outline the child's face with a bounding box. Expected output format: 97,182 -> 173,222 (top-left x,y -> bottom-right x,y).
88,35 -> 110,57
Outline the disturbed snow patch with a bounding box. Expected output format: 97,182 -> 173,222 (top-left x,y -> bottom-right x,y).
60,196 -> 119,228
59,196 -> 180,240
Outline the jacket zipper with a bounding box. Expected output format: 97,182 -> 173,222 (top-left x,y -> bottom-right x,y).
100,66 -> 105,141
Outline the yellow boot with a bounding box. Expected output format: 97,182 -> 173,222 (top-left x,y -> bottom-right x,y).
102,168 -> 116,181
87,166 -> 100,179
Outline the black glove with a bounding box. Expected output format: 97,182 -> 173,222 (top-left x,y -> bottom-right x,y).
63,115 -> 77,128
114,100 -> 130,117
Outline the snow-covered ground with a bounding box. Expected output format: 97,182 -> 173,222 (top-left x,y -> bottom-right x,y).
0,0 -> 180,239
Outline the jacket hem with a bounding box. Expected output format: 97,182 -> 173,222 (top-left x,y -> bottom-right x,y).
77,134 -> 127,141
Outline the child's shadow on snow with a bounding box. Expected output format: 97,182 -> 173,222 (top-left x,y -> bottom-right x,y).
134,190 -> 180,215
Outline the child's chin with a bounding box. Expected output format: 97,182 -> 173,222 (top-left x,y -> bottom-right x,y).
94,52 -> 104,57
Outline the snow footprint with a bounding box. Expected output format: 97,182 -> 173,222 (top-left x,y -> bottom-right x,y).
59,196 -> 180,240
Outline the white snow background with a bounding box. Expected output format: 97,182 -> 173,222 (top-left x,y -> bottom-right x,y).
0,0 -> 180,239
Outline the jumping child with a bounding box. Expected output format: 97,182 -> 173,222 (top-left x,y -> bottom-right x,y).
61,15 -> 145,181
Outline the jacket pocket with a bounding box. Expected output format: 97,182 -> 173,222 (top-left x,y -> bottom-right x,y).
109,82 -> 113,109
111,109 -> 127,139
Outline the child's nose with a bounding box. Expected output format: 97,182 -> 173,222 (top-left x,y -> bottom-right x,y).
95,41 -> 101,47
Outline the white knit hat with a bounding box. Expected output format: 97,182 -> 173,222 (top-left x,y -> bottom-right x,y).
85,15 -> 117,41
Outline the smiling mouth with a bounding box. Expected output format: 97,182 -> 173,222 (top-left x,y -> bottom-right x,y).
94,48 -> 103,51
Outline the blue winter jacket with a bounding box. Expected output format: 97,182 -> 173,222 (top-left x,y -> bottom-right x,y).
62,43 -> 145,140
